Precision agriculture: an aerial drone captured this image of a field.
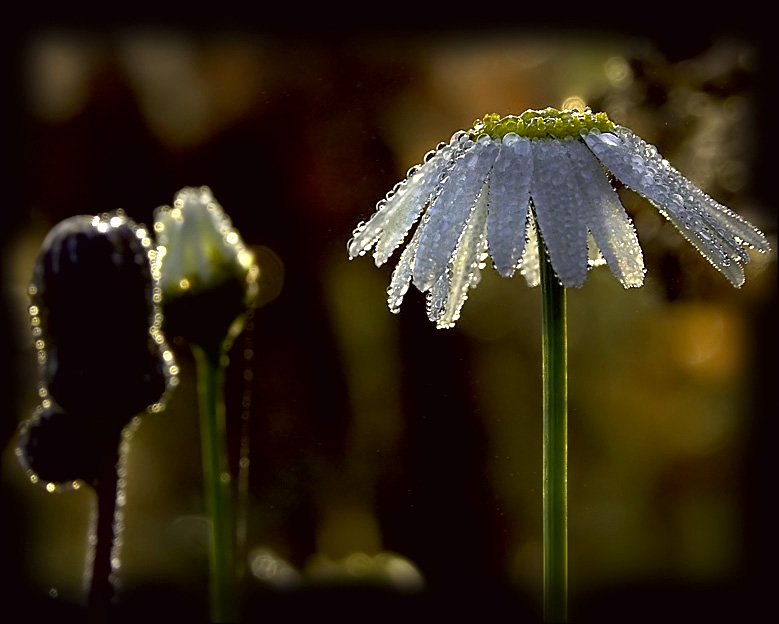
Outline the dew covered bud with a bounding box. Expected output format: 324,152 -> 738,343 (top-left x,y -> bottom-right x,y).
18,405 -> 117,485
154,187 -> 259,357
30,211 -> 170,422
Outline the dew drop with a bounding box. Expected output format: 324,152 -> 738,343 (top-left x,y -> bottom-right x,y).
598,132 -> 621,147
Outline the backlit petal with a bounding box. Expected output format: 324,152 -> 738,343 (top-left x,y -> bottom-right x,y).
530,138 -> 589,287
486,133 -> 533,277
583,127 -> 769,286
413,137 -> 499,291
519,210 -> 540,287
347,136 -> 468,265
427,180 -> 490,328
566,140 -> 645,287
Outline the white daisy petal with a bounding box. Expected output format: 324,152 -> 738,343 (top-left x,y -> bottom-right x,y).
519,210 -> 540,287
413,137 -> 500,292
426,270 -> 449,324
583,127 -> 765,286
347,143 -> 456,264
667,177 -> 753,264
692,188 -> 770,251
387,221 -> 424,314
663,208 -> 745,286
427,180 -> 490,328
583,129 -> 729,272
372,156 -> 450,266
566,140 -> 645,287
487,133 -> 533,277
530,138 -> 589,288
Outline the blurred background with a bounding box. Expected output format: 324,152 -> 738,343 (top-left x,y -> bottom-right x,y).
2,16 -> 776,621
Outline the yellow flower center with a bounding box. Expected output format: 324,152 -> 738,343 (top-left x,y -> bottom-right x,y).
471,107 -> 615,140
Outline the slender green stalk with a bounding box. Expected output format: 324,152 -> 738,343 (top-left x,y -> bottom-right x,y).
193,344 -> 237,623
539,235 -> 568,622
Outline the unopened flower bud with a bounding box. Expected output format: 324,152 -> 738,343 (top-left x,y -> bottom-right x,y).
154,187 -> 259,357
30,211 -> 172,421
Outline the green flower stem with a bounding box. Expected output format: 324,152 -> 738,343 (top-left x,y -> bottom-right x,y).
539,234 -> 568,622
193,344 -> 237,623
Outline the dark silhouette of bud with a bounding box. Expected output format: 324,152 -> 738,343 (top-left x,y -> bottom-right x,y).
18,404 -> 113,485
18,210 -> 178,618
29,211 -> 173,422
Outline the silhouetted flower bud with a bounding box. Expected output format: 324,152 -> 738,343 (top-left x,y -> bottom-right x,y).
18,405 -> 110,485
29,211 -> 173,422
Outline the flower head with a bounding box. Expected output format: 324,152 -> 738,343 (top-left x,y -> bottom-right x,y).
154,186 -> 258,304
348,108 -> 771,328
29,210 -> 174,418
154,186 -> 260,356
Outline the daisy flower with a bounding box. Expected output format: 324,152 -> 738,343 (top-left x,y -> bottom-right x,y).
348,107 -> 771,328
348,107 -> 771,621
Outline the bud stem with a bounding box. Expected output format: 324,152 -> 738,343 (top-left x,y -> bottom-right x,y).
193,344 -> 237,622
87,434 -> 121,619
